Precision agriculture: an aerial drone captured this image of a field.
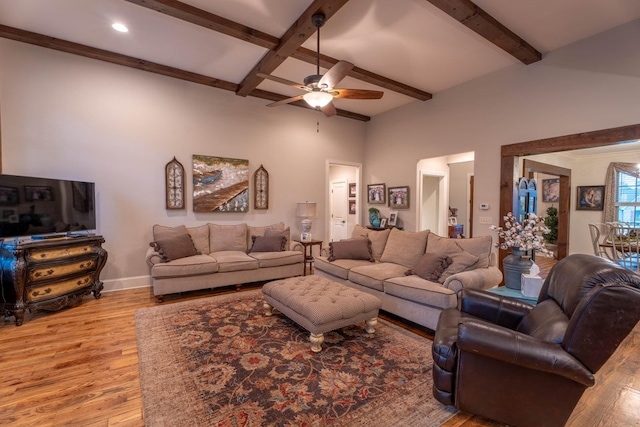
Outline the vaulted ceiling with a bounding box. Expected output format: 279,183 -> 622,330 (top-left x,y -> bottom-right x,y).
2,0 -> 640,121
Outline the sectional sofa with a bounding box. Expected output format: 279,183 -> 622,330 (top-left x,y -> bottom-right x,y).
314,225 -> 503,330
146,222 -> 304,301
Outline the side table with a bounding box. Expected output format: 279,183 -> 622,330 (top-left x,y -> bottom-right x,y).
293,239 -> 323,276
486,286 -> 538,306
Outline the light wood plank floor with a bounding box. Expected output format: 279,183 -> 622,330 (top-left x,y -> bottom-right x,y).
1,284 -> 638,427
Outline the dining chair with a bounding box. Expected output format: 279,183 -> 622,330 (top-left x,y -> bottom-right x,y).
607,223 -> 640,271
588,223 -> 616,260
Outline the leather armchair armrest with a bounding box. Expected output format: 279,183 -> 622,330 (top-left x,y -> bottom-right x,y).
459,288 -> 533,330
146,246 -> 164,267
458,319 -> 595,387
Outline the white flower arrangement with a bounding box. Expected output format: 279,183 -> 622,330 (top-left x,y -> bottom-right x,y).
490,212 -> 551,254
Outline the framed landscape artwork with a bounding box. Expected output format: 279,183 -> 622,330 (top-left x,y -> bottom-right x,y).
367,183 -> 386,204
576,185 -> 604,211
192,155 -> 249,212
389,186 -> 410,209
349,183 -> 356,198
349,200 -> 356,215
542,178 -> 560,202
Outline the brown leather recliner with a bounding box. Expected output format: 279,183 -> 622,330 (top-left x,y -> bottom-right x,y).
432,254 -> 640,427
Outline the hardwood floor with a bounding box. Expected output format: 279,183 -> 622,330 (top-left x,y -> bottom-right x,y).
0,284 -> 638,427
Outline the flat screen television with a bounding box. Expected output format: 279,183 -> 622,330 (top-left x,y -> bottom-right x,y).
0,174 -> 96,240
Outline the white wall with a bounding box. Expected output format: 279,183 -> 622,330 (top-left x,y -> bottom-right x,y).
365,19 -> 640,241
0,39 -> 366,290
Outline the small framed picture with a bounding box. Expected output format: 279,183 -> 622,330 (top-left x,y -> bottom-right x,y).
380,218 -> 388,228
542,178 -> 560,202
388,186 -> 410,209
349,183 -> 356,198
576,185 -> 604,211
367,183 -> 386,204
448,217 -> 457,225
349,200 -> 356,215
388,211 -> 398,226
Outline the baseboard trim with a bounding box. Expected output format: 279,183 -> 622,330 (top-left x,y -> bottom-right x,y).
102,275 -> 151,293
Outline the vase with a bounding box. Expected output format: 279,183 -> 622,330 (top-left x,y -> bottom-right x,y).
503,248 -> 533,290
369,212 -> 379,227
372,218 -> 381,228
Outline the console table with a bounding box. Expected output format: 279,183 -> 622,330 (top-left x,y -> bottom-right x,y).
0,235 -> 108,325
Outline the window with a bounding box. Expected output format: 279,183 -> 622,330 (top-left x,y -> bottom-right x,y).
615,170 -> 640,226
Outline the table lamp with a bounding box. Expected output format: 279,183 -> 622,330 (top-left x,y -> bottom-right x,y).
296,202 -> 317,242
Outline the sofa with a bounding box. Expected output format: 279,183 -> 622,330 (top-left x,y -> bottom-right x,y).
146,222 -> 304,301
313,225 -> 502,330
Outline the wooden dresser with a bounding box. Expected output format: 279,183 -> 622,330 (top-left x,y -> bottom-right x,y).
0,235 -> 107,325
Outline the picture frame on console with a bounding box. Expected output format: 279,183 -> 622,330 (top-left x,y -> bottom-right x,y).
388,211 -> 398,226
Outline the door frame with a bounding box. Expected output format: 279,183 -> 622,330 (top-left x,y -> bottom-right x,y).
418,169 -> 448,235
326,160 -> 361,244
499,122 -> 640,266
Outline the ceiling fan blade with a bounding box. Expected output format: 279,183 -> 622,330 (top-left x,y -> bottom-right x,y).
318,61 -> 354,89
320,101 -> 337,117
257,73 -> 308,91
266,95 -> 305,107
331,88 -> 384,100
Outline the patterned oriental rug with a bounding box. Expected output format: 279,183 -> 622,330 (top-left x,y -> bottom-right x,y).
135,290 -> 457,426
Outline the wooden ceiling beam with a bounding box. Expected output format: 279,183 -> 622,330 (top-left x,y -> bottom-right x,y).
126,0 -> 430,101
236,0 -> 351,97
291,47 -> 432,101
0,25 -> 371,121
124,0 -> 279,50
425,0 -> 541,64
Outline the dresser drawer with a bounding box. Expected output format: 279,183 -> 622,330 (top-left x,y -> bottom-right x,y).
26,274 -> 94,302
29,258 -> 98,283
28,244 -> 95,262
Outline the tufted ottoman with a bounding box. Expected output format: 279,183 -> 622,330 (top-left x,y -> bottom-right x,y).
262,275 -> 382,352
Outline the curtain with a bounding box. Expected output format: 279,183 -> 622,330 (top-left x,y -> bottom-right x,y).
603,162 -> 640,223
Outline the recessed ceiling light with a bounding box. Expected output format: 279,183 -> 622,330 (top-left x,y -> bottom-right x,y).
112,23 -> 129,33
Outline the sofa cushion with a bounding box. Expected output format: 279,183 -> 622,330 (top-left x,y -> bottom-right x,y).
314,256 -> 374,280
248,250 -> 304,268
250,235 -> 287,252
151,233 -> 199,262
352,225 -> 390,261
384,275 -> 458,309
426,233 -> 463,255
209,223 -> 248,253
407,253 -> 453,281
328,238 -> 374,262
379,228 -> 430,268
209,250 -> 259,272
248,222 -> 285,249
517,299 -> 569,344
153,224 -> 210,254
454,235 -> 492,269
438,250 -> 480,283
348,263 -> 409,292
151,254 -> 219,278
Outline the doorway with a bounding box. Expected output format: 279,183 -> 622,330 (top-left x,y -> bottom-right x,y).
327,161 -> 360,243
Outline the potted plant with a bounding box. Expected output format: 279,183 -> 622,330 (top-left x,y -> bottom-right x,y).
368,207 -> 381,227
543,206 -> 558,256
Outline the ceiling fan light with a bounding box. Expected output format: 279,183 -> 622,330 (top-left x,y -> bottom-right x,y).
303,91 -> 333,108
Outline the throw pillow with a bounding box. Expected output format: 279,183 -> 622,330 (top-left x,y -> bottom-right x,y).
209,223 -> 248,252
406,253 -> 453,281
265,227 -> 291,250
438,250 -> 480,283
328,238 -> 374,262
150,233 -> 199,262
379,228 -> 430,268
250,235 -> 287,252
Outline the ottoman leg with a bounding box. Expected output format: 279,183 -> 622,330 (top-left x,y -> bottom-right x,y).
365,317 -> 378,334
263,302 -> 274,316
310,333 -> 324,353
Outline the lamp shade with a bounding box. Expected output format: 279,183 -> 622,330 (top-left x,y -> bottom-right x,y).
296,202 -> 317,218
303,91 -> 333,108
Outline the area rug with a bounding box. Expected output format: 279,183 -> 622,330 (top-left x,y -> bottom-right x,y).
135,290 -> 457,426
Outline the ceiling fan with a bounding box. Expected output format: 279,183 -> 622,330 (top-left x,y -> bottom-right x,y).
258,13 -> 384,117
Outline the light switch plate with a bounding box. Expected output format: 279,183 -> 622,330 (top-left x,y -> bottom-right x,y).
479,216 -> 492,225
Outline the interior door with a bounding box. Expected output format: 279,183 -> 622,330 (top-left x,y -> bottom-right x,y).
330,180 -> 348,242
